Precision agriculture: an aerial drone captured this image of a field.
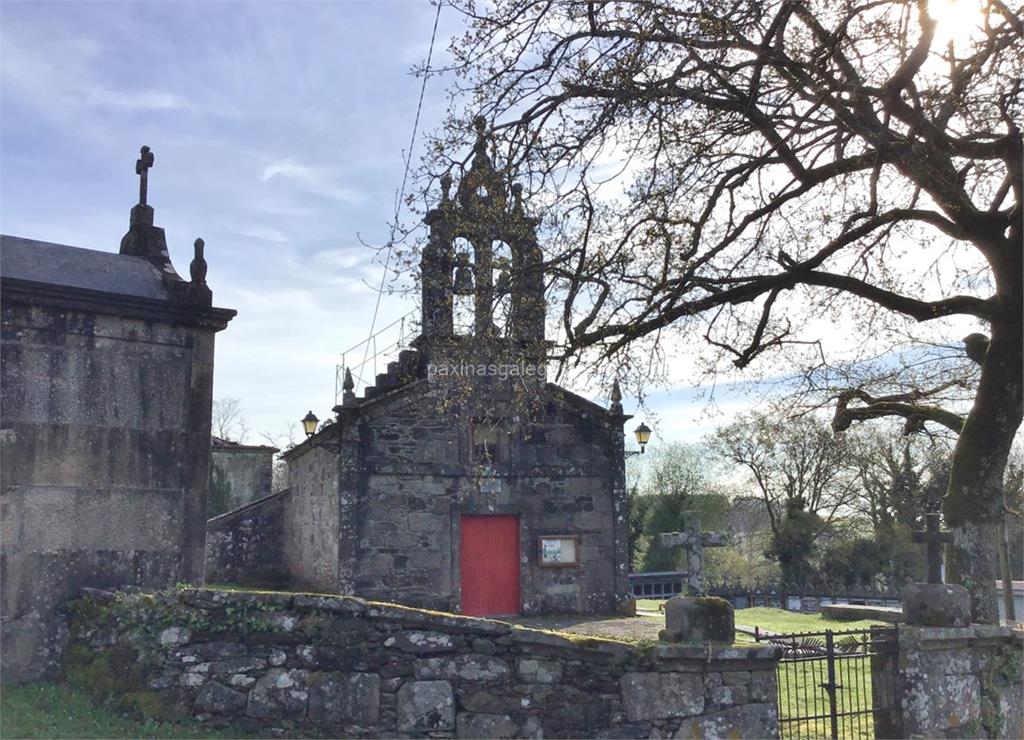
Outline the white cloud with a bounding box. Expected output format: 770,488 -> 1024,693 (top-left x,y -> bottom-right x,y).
237,226 -> 290,243
260,157 -> 364,204
82,86 -> 198,111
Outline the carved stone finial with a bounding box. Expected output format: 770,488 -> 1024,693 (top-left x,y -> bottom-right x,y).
440,172 -> 453,201
610,379 -> 623,414
342,367 -> 357,406
189,238 -> 208,285
136,145 -> 155,206
510,182 -> 525,216
473,115 -> 487,136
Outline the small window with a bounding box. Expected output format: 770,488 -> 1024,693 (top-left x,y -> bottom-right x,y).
538,535 -> 580,567
472,423 -> 508,464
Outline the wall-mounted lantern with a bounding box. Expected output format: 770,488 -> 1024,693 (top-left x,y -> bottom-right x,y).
633,423 -> 651,453
301,411 -> 319,438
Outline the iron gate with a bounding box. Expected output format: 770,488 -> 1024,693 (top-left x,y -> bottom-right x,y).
755,625 -> 899,739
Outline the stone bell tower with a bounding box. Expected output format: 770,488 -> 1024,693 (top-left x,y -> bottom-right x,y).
415,118 -> 546,365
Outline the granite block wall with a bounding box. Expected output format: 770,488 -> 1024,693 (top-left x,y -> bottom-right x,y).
65,588 -> 783,738
1,302 -> 223,682
283,443 -> 340,592
210,444 -> 277,515
205,492 -> 290,588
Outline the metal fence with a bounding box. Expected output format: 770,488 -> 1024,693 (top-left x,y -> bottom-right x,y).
627,573 -> 902,612
755,625 -> 899,739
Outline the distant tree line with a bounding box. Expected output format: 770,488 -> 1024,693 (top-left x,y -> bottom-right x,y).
629,414 -> 1023,592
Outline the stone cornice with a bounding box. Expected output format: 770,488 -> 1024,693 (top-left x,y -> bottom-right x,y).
1,277 -> 236,331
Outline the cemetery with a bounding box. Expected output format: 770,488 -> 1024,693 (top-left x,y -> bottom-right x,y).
2,1 -> 1023,739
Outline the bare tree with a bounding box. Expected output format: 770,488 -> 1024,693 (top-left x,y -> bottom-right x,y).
426,0 -> 1023,622
712,412 -> 857,582
846,426 -> 952,529
211,397 -> 249,443
257,424 -> 300,494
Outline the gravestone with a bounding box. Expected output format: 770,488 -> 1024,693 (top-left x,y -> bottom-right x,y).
660,597 -> 735,643
912,512 -> 953,584
902,513 -> 971,627
657,515 -> 734,643
655,514 -> 727,594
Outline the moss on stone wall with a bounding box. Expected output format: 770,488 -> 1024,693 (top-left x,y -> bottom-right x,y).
978,642 -> 1022,737
61,587 -> 784,736
208,467 -> 234,517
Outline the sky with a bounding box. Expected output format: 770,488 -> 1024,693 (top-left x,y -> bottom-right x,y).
0,0 -> 774,448
12,0 -> 1000,458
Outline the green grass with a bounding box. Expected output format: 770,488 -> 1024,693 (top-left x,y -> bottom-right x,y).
733,606 -> 886,634
729,608 -> 884,740
0,683 -> 249,739
636,600 -> 885,633
774,653 -> 878,740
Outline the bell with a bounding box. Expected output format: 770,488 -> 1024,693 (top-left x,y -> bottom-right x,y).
495,269 -> 510,294
453,256 -> 475,295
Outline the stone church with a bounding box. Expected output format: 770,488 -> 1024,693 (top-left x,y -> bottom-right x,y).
208,121 -> 632,616
1,147 -> 235,681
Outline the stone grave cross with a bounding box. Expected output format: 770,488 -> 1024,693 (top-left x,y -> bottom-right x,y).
656,514 -> 727,594
136,145 -> 155,206
912,512 -> 953,584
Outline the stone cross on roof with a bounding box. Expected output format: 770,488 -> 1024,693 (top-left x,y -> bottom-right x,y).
656,514 -> 727,594
912,512 -> 953,584
136,145 -> 154,206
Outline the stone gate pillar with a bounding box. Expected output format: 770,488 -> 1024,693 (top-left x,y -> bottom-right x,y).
872,625 -> 1023,738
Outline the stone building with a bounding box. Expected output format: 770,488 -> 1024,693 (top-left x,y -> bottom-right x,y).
0,147 -> 235,682
210,437 -> 279,516
209,122 -> 631,616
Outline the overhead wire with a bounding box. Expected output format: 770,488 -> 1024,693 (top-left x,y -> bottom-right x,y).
357,0 -> 443,378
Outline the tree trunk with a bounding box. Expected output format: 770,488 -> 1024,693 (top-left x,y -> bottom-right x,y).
943,293 -> 1023,623
998,518 -> 1016,621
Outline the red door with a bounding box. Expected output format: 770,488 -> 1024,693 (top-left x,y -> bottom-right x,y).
460,515 -> 520,616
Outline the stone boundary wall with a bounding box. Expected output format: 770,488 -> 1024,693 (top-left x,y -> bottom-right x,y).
205,492 -> 289,588
872,624 -> 1023,739
65,588 -> 782,738
210,444 -> 277,513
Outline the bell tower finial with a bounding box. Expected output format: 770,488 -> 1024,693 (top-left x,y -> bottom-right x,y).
136,145 -> 154,206
440,171 -> 453,202
609,379 -> 623,414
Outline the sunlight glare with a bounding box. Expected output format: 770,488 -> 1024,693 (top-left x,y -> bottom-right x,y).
928,0 -> 987,47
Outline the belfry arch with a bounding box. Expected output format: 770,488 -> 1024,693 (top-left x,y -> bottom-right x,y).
414,117 -> 546,356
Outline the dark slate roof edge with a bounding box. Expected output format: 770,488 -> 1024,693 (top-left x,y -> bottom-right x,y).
280,421 -> 342,462
1,276 -> 236,330
212,442 -> 281,453
1,233 -> 169,299
546,382 -> 626,420
206,489 -> 290,525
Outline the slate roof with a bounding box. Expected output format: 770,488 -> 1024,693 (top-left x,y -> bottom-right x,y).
0,234 -> 170,300
212,436 -> 280,452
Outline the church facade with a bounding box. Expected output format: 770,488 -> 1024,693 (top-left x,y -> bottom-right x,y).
209,122 -> 632,616
2,148 -> 235,681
